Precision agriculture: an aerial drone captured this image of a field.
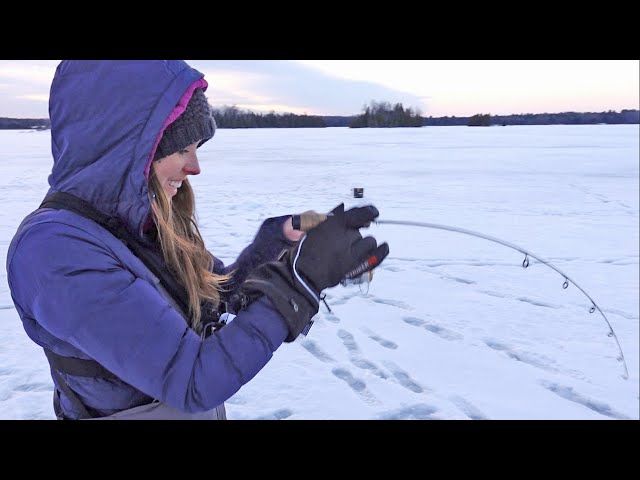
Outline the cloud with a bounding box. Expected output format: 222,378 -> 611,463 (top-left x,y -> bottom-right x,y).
1,60 -> 426,118
0,61 -> 59,117
17,94 -> 49,102
2,60 -> 637,119
0,61 -> 59,86
189,60 -> 426,116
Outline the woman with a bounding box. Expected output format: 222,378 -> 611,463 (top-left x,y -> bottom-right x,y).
6,60 -> 389,420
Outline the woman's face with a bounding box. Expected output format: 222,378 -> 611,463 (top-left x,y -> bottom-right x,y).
152,141 -> 201,198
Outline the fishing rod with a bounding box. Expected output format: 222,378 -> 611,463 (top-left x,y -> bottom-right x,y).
373,219 -> 629,380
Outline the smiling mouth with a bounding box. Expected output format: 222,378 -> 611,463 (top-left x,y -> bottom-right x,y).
168,180 -> 183,189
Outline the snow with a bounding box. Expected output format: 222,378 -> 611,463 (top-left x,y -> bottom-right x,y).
1,124 -> 637,420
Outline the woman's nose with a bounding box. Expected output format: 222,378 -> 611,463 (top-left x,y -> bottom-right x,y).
183,154 -> 201,176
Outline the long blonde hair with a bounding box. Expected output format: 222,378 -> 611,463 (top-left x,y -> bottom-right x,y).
148,169 -> 231,329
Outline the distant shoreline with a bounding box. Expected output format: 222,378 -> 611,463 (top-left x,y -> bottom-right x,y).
1,109 -> 638,130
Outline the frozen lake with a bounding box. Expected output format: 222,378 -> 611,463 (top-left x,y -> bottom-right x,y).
1,124 -> 638,419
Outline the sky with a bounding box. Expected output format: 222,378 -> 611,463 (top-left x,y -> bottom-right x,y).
0,60 -> 638,119
0,124 -> 638,420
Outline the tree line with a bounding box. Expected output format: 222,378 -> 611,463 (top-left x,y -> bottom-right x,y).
466,110 -> 640,126
1,105 -> 638,130
349,101 -> 423,128
211,106 -> 325,128
0,117 -> 51,129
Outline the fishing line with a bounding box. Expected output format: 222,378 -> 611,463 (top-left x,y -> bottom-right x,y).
375,219 -> 629,380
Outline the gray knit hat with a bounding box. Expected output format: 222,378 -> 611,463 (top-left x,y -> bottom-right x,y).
154,88 -> 216,161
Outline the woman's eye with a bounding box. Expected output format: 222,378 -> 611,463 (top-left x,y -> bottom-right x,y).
179,149 -> 189,155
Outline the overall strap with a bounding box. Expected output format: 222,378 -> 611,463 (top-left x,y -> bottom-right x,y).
43,347 -> 118,379
44,348 -> 112,420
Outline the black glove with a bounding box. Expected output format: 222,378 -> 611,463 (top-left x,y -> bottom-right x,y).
237,203 -> 390,342
293,203 -> 388,295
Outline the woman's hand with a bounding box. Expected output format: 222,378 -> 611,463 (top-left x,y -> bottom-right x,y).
283,217 -> 304,242
283,210 -> 328,242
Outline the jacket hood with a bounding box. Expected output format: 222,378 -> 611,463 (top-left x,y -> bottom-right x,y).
47,60 -> 208,237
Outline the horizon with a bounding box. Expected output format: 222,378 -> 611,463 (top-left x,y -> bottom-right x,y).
0,60 -> 638,119
2,107 -> 639,121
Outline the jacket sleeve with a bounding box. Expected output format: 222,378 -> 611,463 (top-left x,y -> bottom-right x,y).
7,221 -> 290,413
213,215 -> 295,298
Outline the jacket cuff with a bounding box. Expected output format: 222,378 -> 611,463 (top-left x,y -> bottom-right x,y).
239,260 -> 318,342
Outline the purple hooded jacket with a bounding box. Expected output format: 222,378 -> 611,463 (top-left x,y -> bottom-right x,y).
6,60 -> 295,419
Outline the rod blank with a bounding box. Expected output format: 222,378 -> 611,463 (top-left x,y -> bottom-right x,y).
375,219 -> 629,380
